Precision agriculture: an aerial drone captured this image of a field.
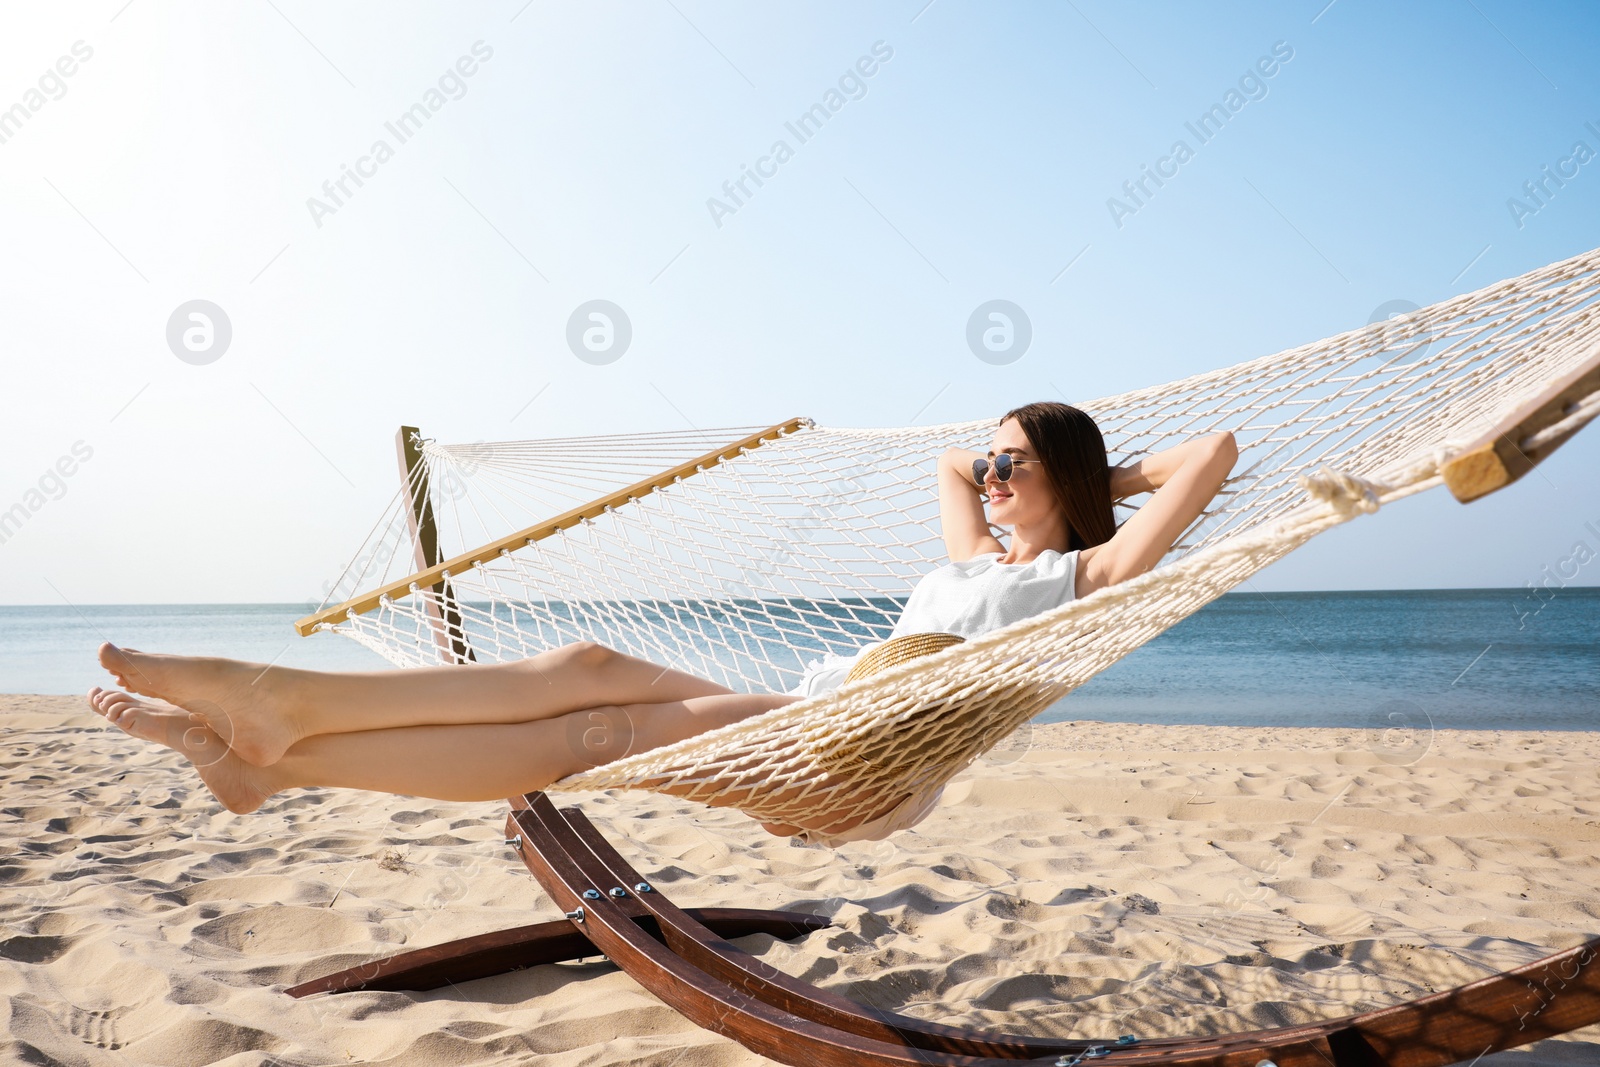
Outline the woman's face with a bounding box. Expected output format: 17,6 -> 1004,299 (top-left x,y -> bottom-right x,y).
983,418 -> 1057,528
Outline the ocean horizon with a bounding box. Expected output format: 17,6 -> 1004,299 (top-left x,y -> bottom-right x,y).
5,587 -> 1596,733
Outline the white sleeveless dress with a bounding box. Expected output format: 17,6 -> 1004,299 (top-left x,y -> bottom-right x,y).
786,548 -> 1080,846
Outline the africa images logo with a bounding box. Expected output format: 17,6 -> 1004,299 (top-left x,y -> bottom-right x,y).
0,40 -> 94,148
305,41 -> 495,228
706,41 -> 895,228
0,442 -> 94,548
1106,40 -> 1294,229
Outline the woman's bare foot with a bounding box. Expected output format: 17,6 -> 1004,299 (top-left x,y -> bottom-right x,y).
86,686 -> 280,814
97,643 -> 304,767
87,686 -> 186,746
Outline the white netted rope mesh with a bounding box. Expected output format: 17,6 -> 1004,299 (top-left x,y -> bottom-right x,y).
305,245 -> 1600,835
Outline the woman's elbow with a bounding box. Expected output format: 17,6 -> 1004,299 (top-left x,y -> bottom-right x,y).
938,446 -> 974,476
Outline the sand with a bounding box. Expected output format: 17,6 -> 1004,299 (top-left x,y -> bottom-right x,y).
3,692 -> 1598,1066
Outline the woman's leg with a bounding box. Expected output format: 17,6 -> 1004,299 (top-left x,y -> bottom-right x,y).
91,684 -> 798,813
97,640 -> 736,767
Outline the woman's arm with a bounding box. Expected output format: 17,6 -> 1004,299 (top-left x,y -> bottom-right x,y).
1079,432 -> 1238,597
937,447 -> 1005,563
1107,437 -> 1227,499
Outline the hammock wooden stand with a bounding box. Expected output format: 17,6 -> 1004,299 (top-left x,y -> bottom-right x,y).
282,292 -> 1600,1064
286,791 -> 1600,1067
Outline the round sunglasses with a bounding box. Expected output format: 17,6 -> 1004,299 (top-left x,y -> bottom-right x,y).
971,454 -> 1040,486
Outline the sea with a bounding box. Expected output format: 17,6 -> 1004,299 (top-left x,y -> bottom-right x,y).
3,588 -> 1596,732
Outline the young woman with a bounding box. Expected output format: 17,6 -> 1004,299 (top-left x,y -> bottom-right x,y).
87,402 -> 1236,841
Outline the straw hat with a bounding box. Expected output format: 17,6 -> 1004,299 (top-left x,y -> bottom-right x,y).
845,632 -> 965,682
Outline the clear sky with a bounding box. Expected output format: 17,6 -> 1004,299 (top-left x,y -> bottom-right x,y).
1,1 -> 1598,605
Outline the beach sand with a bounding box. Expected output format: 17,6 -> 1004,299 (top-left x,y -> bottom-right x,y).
3,692 -> 1598,1065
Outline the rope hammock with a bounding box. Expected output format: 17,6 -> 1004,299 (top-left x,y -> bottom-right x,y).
296,245 -> 1600,839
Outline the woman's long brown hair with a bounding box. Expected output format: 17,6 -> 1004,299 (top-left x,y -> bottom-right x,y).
1000,401 -> 1116,551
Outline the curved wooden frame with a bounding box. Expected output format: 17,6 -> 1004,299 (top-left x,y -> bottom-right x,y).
290,793 -> 1600,1067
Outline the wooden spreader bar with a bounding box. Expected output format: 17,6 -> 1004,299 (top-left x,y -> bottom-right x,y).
293,418 -> 808,636
289,793 -> 1600,1066
1441,348 -> 1600,503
